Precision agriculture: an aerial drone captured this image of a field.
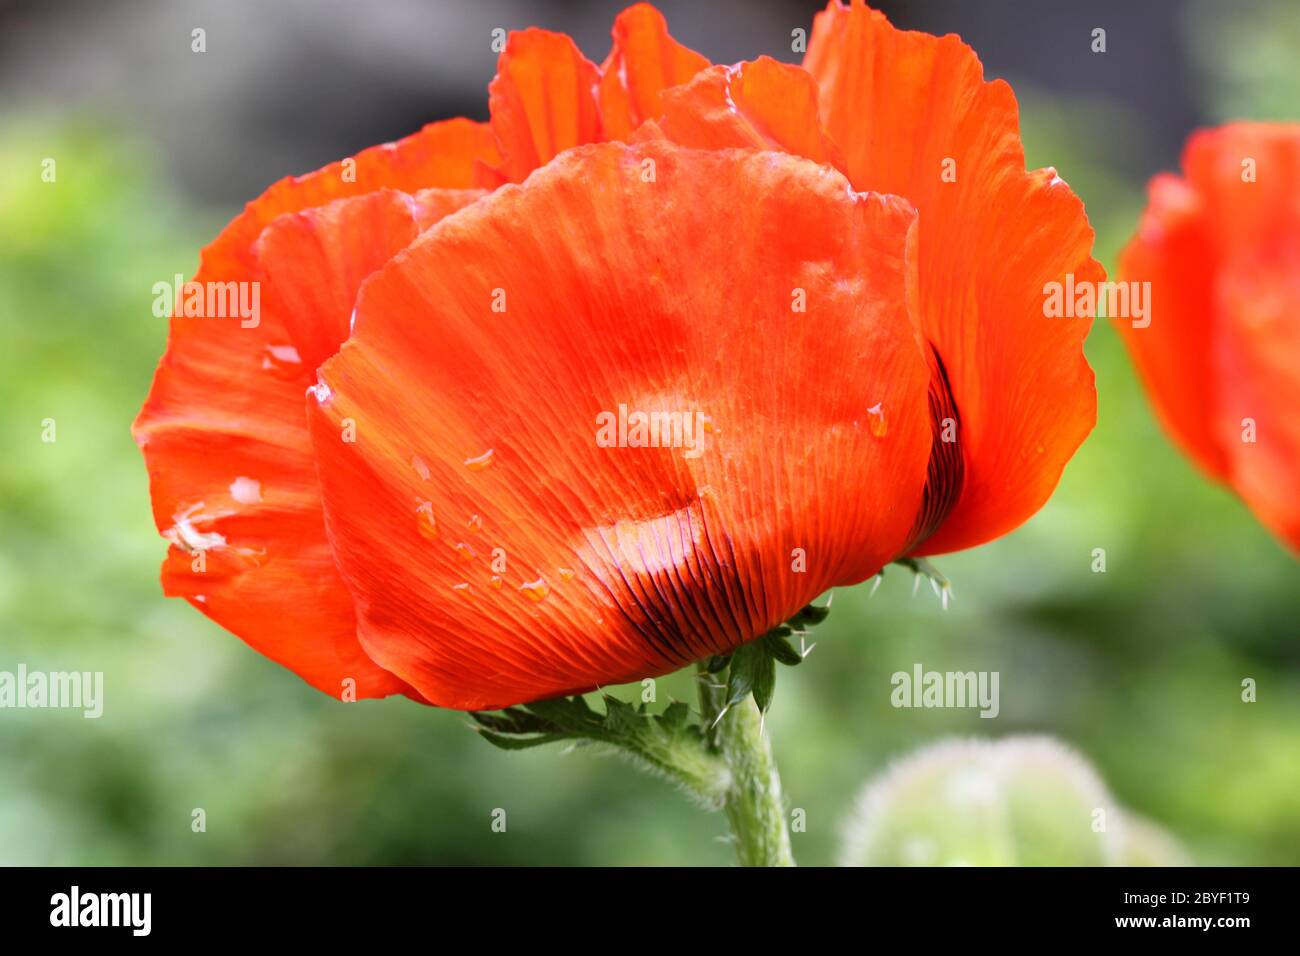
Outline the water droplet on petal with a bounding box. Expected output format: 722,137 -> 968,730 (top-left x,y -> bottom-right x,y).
229,477 -> 262,504
489,575 -> 504,590
467,513 -> 483,531
454,542 -> 477,562
464,449 -> 495,471
411,454 -> 431,481
558,567 -> 576,582
262,344 -> 302,378
415,502 -> 438,541
452,582 -> 471,595
867,402 -> 888,438
519,577 -> 549,602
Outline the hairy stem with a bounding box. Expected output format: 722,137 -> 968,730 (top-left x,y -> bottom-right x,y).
698,663 -> 795,867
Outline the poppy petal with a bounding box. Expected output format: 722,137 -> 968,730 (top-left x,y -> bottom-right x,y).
804,0 -> 1103,555
1119,124 -> 1300,551
598,3 -> 709,141
486,28 -> 603,183
308,141 -> 933,710
134,122 -> 496,698
658,58 -> 846,172
210,118 -> 497,271
257,188 -> 485,373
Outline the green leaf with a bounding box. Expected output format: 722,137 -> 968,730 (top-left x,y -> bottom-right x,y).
469,692 -> 729,807
469,708 -> 552,735
473,729 -> 570,751
523,695 -> 601,733
657,700 -> 692,731
601,694 -> 641,736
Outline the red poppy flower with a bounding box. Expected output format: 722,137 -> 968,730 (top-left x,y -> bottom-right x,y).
133,6 -> 683,701
135,1 -> 1099,709
1117,122 -> 1300,554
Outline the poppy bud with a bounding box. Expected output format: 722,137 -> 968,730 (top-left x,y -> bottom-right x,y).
839,736 -> 1184,866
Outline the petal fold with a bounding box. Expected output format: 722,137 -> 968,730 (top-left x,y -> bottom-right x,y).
599,3 -> 710,141
257,188 -> 484,372
486,28 -> 603,183
658,58 -> 845,172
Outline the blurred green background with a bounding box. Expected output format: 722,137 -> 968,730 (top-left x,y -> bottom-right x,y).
1,0 -> 1297,865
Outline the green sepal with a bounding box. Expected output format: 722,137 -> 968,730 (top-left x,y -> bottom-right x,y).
762,630 -> 803,666
787,602 -> 831,630
725,641 -> 761,709
751,650 -> 776,715
893,556 -> 952,607
705,654 -> 731,674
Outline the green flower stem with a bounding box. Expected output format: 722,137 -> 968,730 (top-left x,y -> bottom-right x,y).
698,663 -> 795,867
719,696 -> 795,866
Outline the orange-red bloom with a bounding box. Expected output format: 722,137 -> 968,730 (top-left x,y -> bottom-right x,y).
1117,122 -> 1300,554
135,1 -> 1099,709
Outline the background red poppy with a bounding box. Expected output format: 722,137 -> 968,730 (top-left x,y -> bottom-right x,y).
1117,122 -> 1300,554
